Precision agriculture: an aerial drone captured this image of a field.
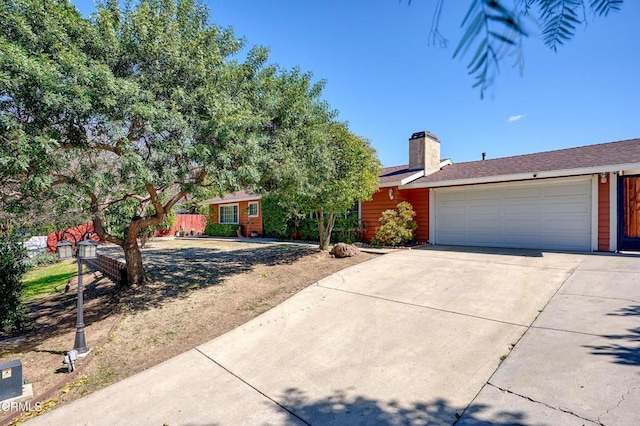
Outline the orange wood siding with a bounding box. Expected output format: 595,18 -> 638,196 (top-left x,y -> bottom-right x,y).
623,177 -> 640,238
360,186 -> 429,243
209,200 -> 263,237
598,178 -> 610,251
403,188 -> 430,243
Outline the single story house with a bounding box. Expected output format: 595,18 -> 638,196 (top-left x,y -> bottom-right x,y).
362,131 -> 640,252
199,190 -> 262,237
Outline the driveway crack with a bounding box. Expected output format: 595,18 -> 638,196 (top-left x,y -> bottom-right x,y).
195,348 -> 311,425
486,383 -> 602,425
598,384 -> 640,424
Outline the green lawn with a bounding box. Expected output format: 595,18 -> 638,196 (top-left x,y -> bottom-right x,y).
22,260 -> 81,300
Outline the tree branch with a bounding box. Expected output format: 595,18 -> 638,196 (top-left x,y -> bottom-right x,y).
90,193 -> 124,247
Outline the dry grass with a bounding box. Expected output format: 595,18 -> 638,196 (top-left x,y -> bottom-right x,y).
0,238 -> 378,423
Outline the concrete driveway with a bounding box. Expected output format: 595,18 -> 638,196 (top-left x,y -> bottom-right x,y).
27,247 -> 637,425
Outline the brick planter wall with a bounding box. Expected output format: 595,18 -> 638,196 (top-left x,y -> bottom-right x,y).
84,254 -> 128,288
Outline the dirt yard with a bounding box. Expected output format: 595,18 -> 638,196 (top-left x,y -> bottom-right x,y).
0,238 -> 378,424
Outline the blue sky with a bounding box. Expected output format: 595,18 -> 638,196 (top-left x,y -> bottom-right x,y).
72,0 -> 640,166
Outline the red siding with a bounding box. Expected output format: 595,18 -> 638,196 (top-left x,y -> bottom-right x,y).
403,188 -> 430,243
361,186 -> 429,243
47,222 -> 100,253
598,178 -> 610,251
209,200 -> 263,237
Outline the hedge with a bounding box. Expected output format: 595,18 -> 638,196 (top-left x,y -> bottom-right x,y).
204,223 -> 239,237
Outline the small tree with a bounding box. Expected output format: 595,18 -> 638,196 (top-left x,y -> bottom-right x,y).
0,233 -> 31,333
373,201 -> 417,246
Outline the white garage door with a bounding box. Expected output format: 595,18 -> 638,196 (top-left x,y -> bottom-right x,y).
434,178 -> 592,251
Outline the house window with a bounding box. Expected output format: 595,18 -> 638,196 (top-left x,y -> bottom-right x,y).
219,204 -> 238,224
248,201 -> 259,217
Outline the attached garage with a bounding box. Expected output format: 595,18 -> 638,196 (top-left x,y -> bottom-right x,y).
432,178 -> 593,251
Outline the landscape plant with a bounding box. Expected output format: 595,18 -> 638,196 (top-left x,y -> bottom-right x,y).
373,201 -> 417,246
0,233 -> 31,332
1,0 -> 334,286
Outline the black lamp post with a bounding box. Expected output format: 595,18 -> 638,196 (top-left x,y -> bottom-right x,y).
56,235 -> 97,357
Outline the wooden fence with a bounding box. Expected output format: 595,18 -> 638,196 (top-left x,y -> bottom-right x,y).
155,214 -> 207,236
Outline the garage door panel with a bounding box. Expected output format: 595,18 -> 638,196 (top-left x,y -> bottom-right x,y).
467,204 -> 501,215
503,204 -> 542,214
465,218 -> 501,232
544,216 -> 590,233
543,201 -> 591,214
542,183 -> 590,197
435,178 -> 592,251
502,187 -> 542,198
540,234 -> 590,250
503,218 -> 542,232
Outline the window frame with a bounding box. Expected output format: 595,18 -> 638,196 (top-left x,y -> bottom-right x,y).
247,201 -> 260,218
218,203 -> 239,224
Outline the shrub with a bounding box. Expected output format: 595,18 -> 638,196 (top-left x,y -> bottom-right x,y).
204,223 -> 240,237
0,235 -> 31,333
24,251 -> 60,270
298,218 -> 319,241
262,196 -> 289,238
373,201 -> 417,246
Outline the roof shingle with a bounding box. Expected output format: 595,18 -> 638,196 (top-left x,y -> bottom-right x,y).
412,138 -> 640,185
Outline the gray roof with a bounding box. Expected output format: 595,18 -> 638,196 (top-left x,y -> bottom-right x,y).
412,138 -> 640,185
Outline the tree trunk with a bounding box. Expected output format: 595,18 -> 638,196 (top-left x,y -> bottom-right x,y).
323,213 -> 336,250
123,223 -> 145,286
318,210 -> 336,251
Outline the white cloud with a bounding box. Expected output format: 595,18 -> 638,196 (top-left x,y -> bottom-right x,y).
508,114 -> 525,123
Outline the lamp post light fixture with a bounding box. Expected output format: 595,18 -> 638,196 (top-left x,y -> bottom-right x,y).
56,235 -> 98,357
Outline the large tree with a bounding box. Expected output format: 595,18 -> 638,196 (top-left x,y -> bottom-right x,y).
270,122 -> 380,250
0,0 -> 333,285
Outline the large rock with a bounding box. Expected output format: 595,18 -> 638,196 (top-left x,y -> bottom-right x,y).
330,243 -> 359,258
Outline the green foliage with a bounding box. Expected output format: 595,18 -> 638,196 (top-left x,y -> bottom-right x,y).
23,251 -> 60,270
297,214 -> 362,243
1,0 -> 335,284
204,223 -> 239,237
261,196 -> 290,238
372,202 -> 417,247
298,218 -> 319,241
0,234 -> 31,333
332,213 -> 362,244
269,121 -> 380,249
22,259 -> 78,299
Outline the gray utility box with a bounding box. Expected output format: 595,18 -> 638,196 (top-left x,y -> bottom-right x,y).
0,359 -> 23,401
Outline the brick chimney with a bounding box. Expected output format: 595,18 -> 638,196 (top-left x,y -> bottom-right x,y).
409,131 -> 440,173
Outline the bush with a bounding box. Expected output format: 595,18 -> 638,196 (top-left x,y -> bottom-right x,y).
331,213 -> 362,244
297,213 -> 362,243
0,235 -> 31,333
298,218 -> 319,241
24,251 -> 60,270
204,223 -> 240,237
262,196 -> 290,238
372,201 -> 417,246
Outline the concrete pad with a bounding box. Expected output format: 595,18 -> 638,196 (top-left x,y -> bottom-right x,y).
488,328 -> 640,424
198,285 -> 526,425
457,384 -> 594,425
534,293 -> 639,336
27,349 -> 301,426
577,253 -> 640,273
414,246 -> 586,270
318,250 -> 575,325
558,269 -> 640,302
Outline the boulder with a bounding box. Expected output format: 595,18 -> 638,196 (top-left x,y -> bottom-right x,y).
330,243 -> 359,258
